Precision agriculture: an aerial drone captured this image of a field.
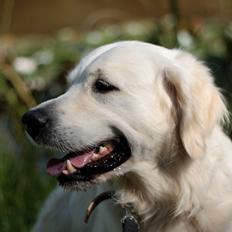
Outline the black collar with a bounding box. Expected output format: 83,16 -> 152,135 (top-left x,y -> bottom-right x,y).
85,191 -> 139,232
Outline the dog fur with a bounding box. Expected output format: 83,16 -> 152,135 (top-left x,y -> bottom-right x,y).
31,41 -> 232,232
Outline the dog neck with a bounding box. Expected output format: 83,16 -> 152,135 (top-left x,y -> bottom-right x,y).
116,127 -> 232,232
116,163 -> 180,231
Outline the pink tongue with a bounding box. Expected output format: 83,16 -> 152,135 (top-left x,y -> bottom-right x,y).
70,151 -> 94,168
46,151 -> 94,176
46,159 -> 66,176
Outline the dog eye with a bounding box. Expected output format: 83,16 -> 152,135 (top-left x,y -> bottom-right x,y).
93,79 -> 119,93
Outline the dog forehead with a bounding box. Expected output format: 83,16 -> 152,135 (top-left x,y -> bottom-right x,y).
69,42 -> 176,86
83,47 -> 162,85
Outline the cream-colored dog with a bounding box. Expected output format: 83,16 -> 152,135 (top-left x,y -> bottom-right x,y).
22,41 -> 232,232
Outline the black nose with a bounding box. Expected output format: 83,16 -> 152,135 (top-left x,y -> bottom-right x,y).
21,109 -> 49,139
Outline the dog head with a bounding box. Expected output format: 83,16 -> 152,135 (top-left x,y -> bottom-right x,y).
22,41 -> 228,191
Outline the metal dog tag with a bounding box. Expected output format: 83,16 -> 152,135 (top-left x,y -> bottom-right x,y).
121,210 -> 139,232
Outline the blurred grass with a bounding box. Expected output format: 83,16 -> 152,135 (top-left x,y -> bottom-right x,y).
0,17 -> 232,232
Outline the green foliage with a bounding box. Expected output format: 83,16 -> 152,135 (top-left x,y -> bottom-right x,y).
0,18 -> 231,231
0,143 -> 55,232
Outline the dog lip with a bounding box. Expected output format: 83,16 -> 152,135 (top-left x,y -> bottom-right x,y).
57,135 -> 131,185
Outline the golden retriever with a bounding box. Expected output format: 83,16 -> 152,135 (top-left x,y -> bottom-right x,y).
22,41 -> 232,232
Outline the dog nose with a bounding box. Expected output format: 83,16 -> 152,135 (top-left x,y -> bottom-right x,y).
22,109 -> 49,139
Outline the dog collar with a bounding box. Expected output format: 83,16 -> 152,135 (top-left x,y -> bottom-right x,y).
84,191 -> 139,232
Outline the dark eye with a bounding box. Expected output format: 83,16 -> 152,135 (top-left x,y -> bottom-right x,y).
93,79 -> 119,93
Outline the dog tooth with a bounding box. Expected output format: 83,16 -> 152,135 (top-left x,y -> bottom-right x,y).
99,146 -> 107,154
67,160 -> 77,173
62,170 -> 69,175
92,153 -> 100,161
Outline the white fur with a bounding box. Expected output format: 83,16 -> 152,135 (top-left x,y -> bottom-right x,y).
32,41 -> 232,232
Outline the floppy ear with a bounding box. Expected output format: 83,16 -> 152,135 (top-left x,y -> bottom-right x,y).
162,55 -> 228,159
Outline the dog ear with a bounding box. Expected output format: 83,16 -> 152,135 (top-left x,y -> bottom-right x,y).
162,56 -> 228,159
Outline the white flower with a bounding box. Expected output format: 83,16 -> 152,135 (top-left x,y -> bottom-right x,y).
86,31 -> 103,44
34,50 -> 54,65
177,30 -> 194,49
13,57 -> 37,75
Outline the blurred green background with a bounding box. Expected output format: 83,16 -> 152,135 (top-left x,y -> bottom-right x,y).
0,0 -> 232,231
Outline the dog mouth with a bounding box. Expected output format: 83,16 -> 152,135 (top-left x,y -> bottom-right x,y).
46,136 -> 131,186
